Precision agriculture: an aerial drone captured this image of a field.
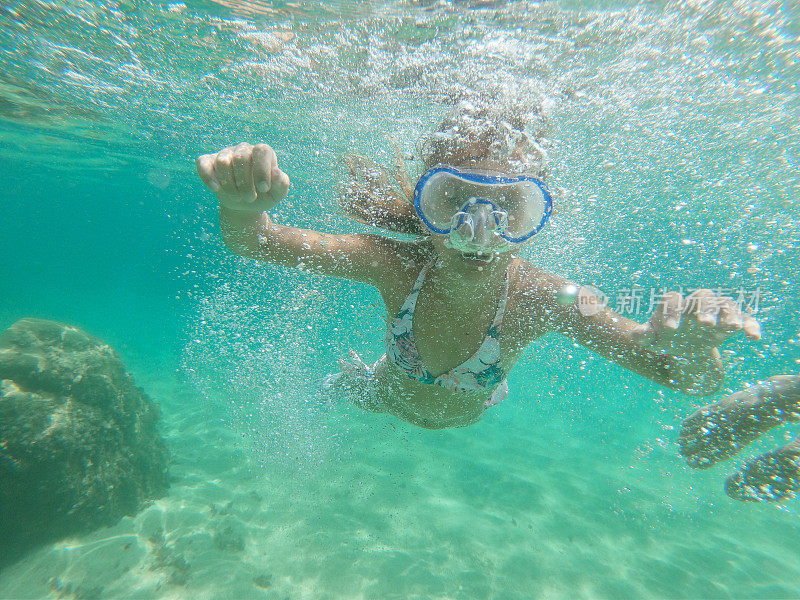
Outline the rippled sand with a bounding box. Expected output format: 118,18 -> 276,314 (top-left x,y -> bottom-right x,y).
2,366 -> 799,600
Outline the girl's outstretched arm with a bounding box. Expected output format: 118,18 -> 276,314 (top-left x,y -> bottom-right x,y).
516,263 -> 761,396
197,142 -> 403,287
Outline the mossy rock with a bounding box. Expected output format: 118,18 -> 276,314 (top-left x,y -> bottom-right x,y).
0,319 -> 169,565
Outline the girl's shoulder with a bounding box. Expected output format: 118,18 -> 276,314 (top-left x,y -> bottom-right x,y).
378,237 -> 434,271
368,236 -> 433,294
510,258 -> 569,298
507,258 -> 573,340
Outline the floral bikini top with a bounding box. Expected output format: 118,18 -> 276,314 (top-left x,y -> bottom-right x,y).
385,260 -> 509,392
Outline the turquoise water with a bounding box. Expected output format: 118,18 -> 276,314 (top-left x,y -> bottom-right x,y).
1,0 -> 800,597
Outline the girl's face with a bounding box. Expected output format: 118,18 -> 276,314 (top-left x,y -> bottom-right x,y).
419,158 -> 546,270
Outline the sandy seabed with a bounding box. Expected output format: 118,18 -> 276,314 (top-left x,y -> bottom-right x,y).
2,370 -> 799,600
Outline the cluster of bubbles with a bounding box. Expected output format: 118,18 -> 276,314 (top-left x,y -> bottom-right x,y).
421,94 -> 552,176
178,262 -> 355,469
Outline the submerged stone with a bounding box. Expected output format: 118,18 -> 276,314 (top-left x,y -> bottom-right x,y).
0,318 -> 169,565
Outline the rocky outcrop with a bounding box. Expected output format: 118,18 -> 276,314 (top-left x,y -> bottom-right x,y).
0,318 -> 169,564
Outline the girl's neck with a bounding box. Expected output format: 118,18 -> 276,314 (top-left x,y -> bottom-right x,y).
428,252 -> 512,295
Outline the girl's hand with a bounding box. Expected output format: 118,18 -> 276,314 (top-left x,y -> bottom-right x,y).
631,289 -> 761,359
196,142 -> 290,212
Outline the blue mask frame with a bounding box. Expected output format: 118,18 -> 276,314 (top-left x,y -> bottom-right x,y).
413,165 -> 553,243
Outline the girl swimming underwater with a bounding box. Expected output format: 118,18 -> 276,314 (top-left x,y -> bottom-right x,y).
196,99 -> 761,430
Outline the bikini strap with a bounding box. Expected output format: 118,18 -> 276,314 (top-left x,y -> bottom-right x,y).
399,260 -> 509,332
399,260 -> 435,315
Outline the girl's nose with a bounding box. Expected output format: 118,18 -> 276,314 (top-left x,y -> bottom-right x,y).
466,204 -> 499,242
452,212 -> 475,239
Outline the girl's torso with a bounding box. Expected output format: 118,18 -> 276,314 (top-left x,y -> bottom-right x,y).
371,245 -> 544,428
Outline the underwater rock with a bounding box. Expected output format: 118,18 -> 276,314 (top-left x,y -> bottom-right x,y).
0,318 -> 169,565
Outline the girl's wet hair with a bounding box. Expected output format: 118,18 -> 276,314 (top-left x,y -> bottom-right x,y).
421,97 -> 549,176
339,94 -> 550,236
338,149 -> 426,236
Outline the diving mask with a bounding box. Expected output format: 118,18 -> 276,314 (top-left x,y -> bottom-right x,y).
413,165 -> 552,254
